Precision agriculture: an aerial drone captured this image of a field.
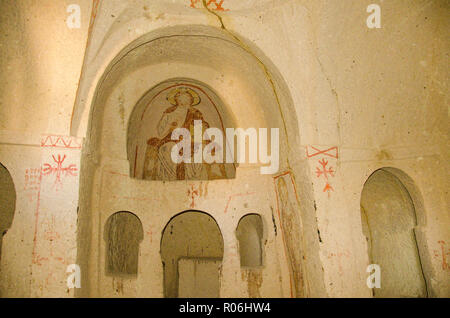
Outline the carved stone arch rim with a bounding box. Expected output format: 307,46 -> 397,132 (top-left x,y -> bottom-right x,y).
235,213 -> 266,240
71,24 -> 301,152
234,213 -> 266,269
103,210 -> 144,243
71,32 -> 243,136
361,166 -> 427,227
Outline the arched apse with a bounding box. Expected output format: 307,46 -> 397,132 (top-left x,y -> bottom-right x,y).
74,24 -> 326,297
236,214 -> 264,268
71,25 -> 299,146
104,211 -> 143,277
0,163 -> 16,263
72,25 -> 300,168
360,168 -> 428,297
160,211 -> 224,298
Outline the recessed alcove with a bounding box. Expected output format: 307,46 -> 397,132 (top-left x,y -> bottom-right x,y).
236,214 -> 264,268
160,211 -> 224,298
74,24 -> 319,298
360,168 -> 428,297
104,211 -> 143,277
0,163 -> 15,263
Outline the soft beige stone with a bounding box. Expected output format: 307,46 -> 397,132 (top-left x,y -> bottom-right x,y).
0,0 -> 448,298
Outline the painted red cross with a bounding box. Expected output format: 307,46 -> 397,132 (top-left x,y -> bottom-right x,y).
207,0 -> 227,10
315,158 -> 335,180
187,184 -> 199,208
42,154 -> 78,187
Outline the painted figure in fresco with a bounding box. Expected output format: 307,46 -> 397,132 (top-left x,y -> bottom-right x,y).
277,177 -> 305,298
143,87 -> 228,180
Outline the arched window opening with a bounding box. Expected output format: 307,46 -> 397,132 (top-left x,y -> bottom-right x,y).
0,163 -> 16,262
236,214 -> 264,267
160,211 -> 224,298
360,168 -> 427,297
104,211 -> 143,277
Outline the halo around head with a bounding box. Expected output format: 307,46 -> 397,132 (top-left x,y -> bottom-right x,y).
167,87 -> 201,106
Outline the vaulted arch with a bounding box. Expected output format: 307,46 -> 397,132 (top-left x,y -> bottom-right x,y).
74,24 -> 323,297
160,210 -> 223,298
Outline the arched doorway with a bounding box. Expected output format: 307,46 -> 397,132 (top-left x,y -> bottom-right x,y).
0,163 -> 16,263
160,211 -> 224,298
360,168 -> 427,297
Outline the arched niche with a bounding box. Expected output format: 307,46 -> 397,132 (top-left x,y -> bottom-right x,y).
104,211 -> 143,277
74,25 -> 297,170
236,214 -> 264,268
160,211 -> 224,298
360,168 -> 428,297
127,78 -> 236,181
0,163 -> 16,262
74,24 -> 325,297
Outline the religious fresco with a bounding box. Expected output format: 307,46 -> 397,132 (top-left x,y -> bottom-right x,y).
129,81 -> 236,181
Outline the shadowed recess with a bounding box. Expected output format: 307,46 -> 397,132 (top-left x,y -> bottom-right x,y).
0,163 -> 16,263
236,213 -> 264,267
104,211 -> 143,277
160,211 -> 224,298
360,168 -> 427,298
